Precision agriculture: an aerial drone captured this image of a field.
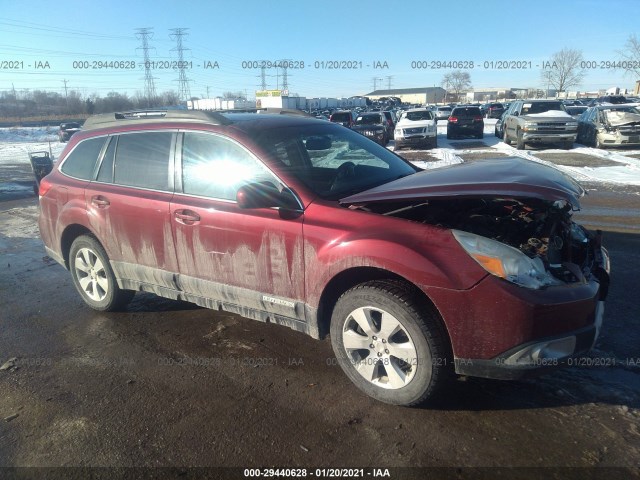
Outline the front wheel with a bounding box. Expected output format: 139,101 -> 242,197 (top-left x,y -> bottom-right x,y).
516,130 -> 525,150
330,281 -> 452,406
503,128 -> 511,145
69,235 -> 134,311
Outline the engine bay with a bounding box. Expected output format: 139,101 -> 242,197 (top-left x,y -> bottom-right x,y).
354,197 -> 598,284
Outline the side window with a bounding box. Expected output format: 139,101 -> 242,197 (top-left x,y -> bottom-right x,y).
182,132 -> 281,200
96,136 -> 117,183
113,132 -> 173,190
60,137 -> 106,180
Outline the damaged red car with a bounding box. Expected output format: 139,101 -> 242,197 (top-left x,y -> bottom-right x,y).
38,110 -> 610,406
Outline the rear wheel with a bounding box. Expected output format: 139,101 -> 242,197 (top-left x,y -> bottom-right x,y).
69,235 -> 134,311
330,280 -> 452,406
516,130 -> 525,150
476,132 -> 484,139
594,135 -> 604,149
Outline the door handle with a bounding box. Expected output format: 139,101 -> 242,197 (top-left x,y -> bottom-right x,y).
91,195 -> 110,208
174,209 -> 200,225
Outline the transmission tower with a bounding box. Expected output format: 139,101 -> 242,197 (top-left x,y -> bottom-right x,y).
281,59 -> 291,92
169,28 -> 192,101
136,28 -> 156,107
135,28 -> 157,107
258,65 -> 267,90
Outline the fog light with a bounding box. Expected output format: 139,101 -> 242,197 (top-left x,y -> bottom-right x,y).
503,336 -> 576,366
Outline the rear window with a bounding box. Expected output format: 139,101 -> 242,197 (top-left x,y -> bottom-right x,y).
330,112 -> 352,122
451,107 -> 481,116
60,137 -> 105,180
113,132 -> 173,191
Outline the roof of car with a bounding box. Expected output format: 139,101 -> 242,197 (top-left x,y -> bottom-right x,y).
80,109 -> 320,132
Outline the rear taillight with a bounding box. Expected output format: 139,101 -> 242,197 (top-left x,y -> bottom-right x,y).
449,117 -> 458,123
39,177 -> 52,197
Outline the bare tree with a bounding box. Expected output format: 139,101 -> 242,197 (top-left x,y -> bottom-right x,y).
617,34 -> 640,79
442,71 -> 472,103
541,48 -> 586,94
222,91 -> 247,100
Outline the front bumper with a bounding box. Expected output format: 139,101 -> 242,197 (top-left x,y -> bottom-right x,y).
598,131 -> 640,147
454,301 -> 605,380
395,133 -> 436,147
522,132 -> 576,143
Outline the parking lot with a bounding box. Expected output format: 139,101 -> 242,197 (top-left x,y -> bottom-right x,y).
1,123 -> 640,478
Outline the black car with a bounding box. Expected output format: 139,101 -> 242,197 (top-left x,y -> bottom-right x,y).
480,102 -> 504,119
58,122 -> 82,142
329,110 -> 356,128
588,95 -> 629,106
352,112 -> 388,145
494,110 -> 508,138
447,106 -> 484,139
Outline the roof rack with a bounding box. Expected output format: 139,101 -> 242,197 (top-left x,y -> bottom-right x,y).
81,109 -> 232,130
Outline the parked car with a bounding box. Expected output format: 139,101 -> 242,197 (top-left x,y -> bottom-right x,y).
480,102 -> 505,119
502,100 -> 577,150
576,104 -> 640,148
58,122 -> 82,142
433,106 -> 452,121
329,110 -> 356,128
394,108 -> 437,149
38,109 -> 610,407
588,95 -> 629,106
382,111 -> 396,139
494,110 -> 509,138
565,105 -> 588,119
447,106 -> 484,139
352,112 -> 389,145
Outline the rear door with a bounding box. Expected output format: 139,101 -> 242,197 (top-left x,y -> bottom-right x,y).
85,131 -> 179,291
170,131 -> 306,320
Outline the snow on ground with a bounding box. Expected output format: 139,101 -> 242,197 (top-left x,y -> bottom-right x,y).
392,119 -> 640,186
0,127 -> 65,167
2,124 -> 640,187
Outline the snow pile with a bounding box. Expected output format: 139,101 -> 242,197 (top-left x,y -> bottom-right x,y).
0,127 -> 58,143
525,110 -> 573,118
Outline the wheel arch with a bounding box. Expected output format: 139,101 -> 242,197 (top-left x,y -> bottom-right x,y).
315,267 -> 451,350
60,224 -> 98,269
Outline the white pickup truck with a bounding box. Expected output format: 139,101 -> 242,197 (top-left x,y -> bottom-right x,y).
503,100 -> 578,150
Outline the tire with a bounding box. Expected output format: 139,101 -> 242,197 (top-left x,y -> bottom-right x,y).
477,132 -> 484,139
431,137 -> 438,149
594,135 -> 604,149
562,141 -> 573,150
516,130 -> 525,150
329,280 -> 452,406
503,128 -> 511,145
446,131 -> 452,139
69,235 -> 134,311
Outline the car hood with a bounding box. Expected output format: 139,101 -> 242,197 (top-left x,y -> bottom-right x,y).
521,110 -> 575,121
604,110 -> 640,127
340,157 -> 585,208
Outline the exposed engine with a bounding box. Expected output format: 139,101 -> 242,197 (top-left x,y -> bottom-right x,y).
356,197 -> 599,284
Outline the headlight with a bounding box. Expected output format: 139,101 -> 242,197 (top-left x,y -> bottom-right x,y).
395,129 -> 402,136
452,230 -> 563,289
523,122 -> 537,131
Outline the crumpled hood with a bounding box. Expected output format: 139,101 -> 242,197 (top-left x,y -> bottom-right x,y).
341,157 -> 585,208
605,110 -> 640,127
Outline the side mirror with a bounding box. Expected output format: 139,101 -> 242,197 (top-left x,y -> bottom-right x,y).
236,182 -> 300,211
512,111 -> 519,116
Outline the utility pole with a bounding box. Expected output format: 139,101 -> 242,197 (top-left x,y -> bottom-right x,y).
135,28 -> 157,107
205,86 -> 210,98
170,28 -> 192,102
372,77 -> 384,91
281,59 -> 291,93
386,75 -> 393,90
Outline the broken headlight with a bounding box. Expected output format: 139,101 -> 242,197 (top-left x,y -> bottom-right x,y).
452,229 -> 563,289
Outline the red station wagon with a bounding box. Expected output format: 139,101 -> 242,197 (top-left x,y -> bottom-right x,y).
38,109 -> 610,406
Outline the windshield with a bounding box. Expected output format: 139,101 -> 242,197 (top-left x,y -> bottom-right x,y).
355,114 -> 383,125
404,110 -> 433,121
522,102 -> 566,114
253,123 -> 416,200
